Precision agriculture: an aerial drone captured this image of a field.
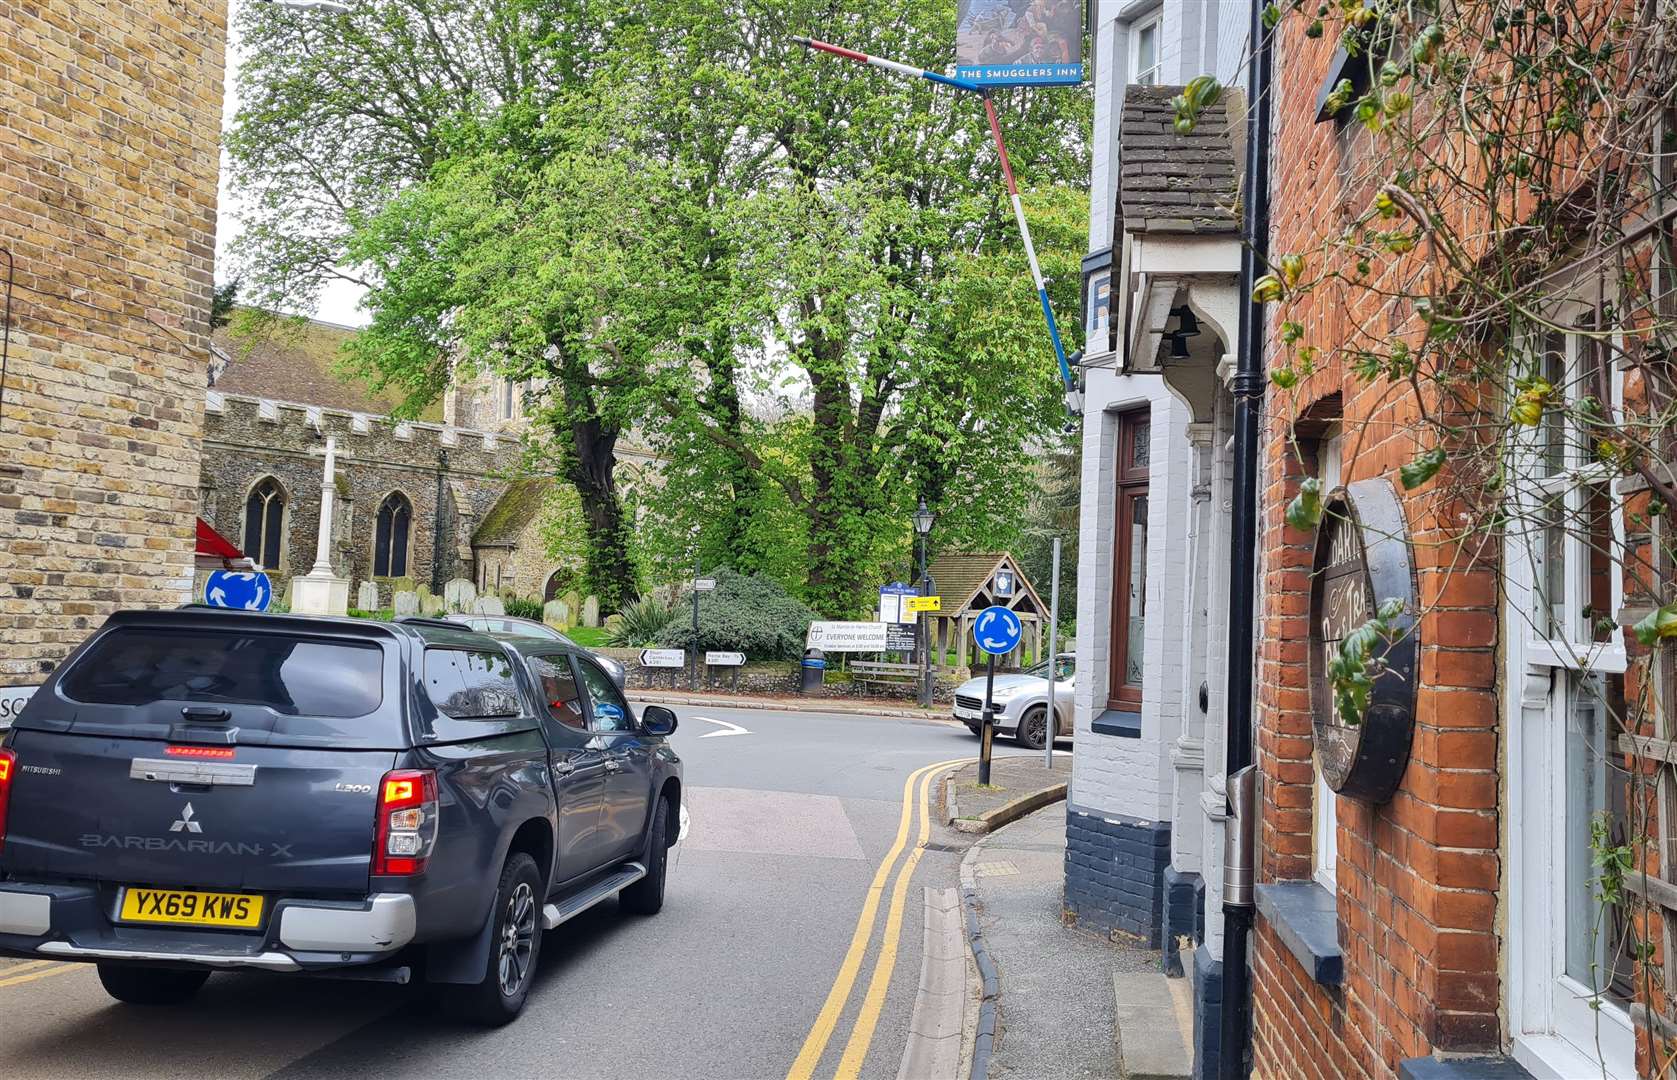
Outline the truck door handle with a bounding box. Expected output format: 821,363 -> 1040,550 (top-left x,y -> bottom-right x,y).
553,761 -> 576,777
604,759 -> 622,774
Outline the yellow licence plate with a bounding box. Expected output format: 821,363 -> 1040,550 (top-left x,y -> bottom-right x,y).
119,888 -> 264,928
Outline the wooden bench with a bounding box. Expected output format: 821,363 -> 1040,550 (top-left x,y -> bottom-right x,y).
849,661 -> 920,692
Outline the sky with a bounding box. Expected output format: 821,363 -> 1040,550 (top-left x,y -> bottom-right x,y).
215,2 -> 371,328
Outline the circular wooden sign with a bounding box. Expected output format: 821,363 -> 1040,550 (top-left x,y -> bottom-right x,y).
1308,478 -> 1419,802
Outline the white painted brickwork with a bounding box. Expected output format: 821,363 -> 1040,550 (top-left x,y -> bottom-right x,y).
1071,367 -> 1191,823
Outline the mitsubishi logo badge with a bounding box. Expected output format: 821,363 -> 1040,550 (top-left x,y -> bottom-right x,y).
170,802 -> 202,834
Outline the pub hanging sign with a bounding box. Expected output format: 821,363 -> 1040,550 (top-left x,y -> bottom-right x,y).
1309,478 -> 1419,803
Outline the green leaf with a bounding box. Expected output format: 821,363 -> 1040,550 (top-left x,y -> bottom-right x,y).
1270,367 -> 1299,389
1286,477 -> 1324,531
1632,602 -> 1677,646
1399,446 -> 1446,489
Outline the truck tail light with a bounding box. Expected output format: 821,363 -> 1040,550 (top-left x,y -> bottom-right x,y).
373,769 -> 437,876
0,749 -> 15,855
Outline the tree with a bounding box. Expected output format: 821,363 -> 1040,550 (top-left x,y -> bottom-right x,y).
231,0 -> 1090,617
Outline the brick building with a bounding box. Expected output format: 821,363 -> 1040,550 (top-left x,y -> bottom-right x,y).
1236,8 -> 1669,1080
0,2 -> 226,686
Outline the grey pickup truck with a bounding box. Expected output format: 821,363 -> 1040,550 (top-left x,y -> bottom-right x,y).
0,608 -> 682,1025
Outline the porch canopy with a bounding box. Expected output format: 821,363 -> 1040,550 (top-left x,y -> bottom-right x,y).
924,552 -> 1048,671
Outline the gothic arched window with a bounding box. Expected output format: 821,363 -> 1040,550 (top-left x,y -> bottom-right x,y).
243,477 -> 286,571
373,492 -> 412,578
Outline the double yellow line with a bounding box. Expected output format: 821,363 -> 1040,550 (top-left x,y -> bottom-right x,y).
0,959 -> 82,988
787,756 -> 971,1080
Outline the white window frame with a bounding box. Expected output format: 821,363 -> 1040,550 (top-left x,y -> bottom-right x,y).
1313,429 -> 1343,892
1506,296 -> 1634,1080
1130,13 -> 1161,87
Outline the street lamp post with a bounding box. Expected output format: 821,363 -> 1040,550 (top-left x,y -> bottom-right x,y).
913,499 -> 936,708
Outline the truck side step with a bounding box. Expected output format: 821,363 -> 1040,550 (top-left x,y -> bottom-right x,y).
541,862 -> 647,930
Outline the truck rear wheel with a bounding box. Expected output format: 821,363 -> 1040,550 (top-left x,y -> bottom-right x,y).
96,963 -> 209,1005
447,852 -> 544,1026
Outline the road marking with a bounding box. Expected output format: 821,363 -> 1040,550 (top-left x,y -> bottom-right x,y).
834,762 -> 943,1079
678,803 -> 691,842
0,958 -> 62,978
692,714 -> 752,739
785,756 -> 971,1080
0,962 -> 81,989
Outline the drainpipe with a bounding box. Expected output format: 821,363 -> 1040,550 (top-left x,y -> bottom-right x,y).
1219,2 -> 1274,1078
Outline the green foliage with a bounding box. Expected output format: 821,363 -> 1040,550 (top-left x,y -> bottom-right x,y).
231,0 -> 1090,617
1285,477 -> 1324,531
1013,428 -> 1080,634
347,608 -> 395,621
653,568 -> 820,661
1399,447 -> 1446,490
1326,597 -> 1408,727
607,593 -> 679,648
1633,601 -> 1677,647
504,596 -> 544,620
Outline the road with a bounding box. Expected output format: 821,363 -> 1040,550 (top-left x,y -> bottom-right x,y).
0,704 -> 1034,1080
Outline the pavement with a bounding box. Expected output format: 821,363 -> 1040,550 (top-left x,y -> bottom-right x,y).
0,703 -> 1027,1080
944,752 -> 1071,831
964,801 -> 1168,1080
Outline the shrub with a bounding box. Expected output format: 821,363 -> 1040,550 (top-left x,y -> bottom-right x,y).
653,568 -> 818,661
504,596 -> 544,620
608,593 -> 679,648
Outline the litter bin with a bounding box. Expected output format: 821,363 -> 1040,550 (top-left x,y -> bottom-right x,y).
800,648 -> 826,694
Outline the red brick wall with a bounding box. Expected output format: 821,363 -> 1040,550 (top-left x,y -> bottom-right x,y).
0,1 -> 226,681
1249,14 -> 1504,1078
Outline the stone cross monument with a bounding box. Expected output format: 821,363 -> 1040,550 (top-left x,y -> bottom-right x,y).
290,435 -> 350,616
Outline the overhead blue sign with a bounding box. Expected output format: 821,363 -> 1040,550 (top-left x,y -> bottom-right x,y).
973,605 -> 1022,656
204,570 -> 273,612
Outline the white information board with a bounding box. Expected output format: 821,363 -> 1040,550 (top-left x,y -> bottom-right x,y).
806,621 -> 889,652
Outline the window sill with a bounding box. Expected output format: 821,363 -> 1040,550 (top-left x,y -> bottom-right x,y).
1399,1057 -> 1535,1080
1253,882 -> 1342,986
1510,1035 -> 1628,1080
1091,710 -> 1141,738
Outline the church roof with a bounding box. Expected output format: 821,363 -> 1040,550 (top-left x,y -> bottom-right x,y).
473,477 -> 554,547
211,310 -> 443,421
1118,85 -> 1241,236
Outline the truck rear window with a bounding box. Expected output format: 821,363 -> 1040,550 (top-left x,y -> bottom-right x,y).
61,628 -> 384,718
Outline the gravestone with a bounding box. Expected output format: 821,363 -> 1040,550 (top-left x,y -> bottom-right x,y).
356,580 -> 379,612
544,600 -> 571,629
393,591 -> 420,617
422,594 -> 446,616
581,595 -> 600,628
603,613 -> 624,633
561,590 -> 583,614
472,595 -> 505,616
443,579 -> 476,613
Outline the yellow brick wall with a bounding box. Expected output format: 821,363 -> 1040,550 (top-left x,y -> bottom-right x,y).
0,0 -> 226,682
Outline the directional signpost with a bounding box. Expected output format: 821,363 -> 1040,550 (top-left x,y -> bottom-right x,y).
705,650 -> 746,691
905,595 -> 942,614
973,605 -> 1023,785
639,649 -> 686,668
204,570 -> 273,612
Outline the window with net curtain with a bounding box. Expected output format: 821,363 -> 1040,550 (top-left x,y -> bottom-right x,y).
373,492 -> 412,578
